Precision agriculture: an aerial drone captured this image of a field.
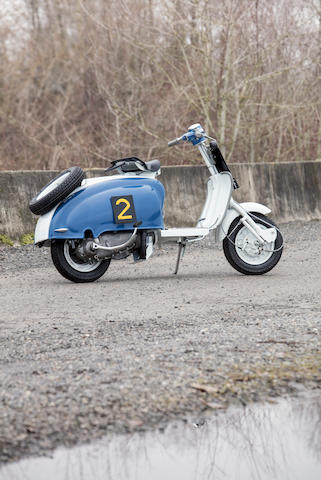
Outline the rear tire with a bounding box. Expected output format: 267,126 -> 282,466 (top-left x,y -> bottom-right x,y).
51,240 -> 110,283
29,167 -> 85,215
223,213 -> 283,275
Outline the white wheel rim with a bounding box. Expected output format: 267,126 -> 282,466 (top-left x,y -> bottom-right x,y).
36,172 -> 70,200
235,224 -> 275,265
64,241 -> 102,272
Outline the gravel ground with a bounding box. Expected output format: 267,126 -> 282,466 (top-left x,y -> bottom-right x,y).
0,220 -> 320,463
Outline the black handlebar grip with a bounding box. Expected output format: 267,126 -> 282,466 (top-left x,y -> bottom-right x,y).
167,138 -> 180,147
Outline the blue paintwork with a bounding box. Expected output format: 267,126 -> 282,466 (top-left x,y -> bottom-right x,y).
49,177 -> 165,239
182,131 -> 205,145
180,124 -> 206,145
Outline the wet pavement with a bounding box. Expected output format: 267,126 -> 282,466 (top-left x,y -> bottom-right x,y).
1,391 -> 320,480
1,221 -> 320,462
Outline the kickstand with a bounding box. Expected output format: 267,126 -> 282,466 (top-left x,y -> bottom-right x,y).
174,241 -> 186,275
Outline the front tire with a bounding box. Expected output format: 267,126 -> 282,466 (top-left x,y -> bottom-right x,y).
51,240 -> 110,283
223,213 -> 283,275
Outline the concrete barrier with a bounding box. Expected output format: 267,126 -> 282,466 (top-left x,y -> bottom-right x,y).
0,161 -> 320,239
160,162 -> 321,227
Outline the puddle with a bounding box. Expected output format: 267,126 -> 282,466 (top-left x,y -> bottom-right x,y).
1,392 -> 321,480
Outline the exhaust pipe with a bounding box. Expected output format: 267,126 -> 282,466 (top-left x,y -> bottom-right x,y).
91,228 -> 138,257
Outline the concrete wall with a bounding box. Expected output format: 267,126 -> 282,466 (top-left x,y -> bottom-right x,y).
1,161 -> 320,239
160,161 -> 321,227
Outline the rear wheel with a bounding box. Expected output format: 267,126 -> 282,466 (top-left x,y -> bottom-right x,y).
51,239 -> 110,283
223,213 -> 283,275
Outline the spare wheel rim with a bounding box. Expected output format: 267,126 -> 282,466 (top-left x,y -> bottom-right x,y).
36,172 -> 70,201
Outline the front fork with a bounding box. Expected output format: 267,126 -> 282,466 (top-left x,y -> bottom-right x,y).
230,199 -> 277,245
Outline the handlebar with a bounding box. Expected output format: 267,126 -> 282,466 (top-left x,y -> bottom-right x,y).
167,124 -> 206,147
167,137 -> 183,147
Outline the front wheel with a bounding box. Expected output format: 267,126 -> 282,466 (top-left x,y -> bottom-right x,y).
51,240 -> 110,283
223,213 -> 283,275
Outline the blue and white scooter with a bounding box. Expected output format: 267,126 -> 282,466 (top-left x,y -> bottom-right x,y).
29,124 -> 283,282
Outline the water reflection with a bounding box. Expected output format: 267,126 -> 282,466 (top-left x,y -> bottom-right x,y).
1,392 -> 321,480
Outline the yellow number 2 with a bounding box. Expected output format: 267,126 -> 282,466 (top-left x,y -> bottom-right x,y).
116,198 -> 133,220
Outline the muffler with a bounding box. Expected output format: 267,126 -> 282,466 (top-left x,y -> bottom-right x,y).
84,228 -> 138,259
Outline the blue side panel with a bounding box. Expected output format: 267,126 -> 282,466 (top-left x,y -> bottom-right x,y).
49,177 -> 165,239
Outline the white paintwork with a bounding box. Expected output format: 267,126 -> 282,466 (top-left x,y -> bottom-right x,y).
146,235 -> 154,259
233,201 -> 271,216
34,205 -> 59,244
198,142 -> 217,177
258,226 -> 277,243
82,173 -> 158,185
216,201 -> 272,242
235,224 -> 274,265
70,172 -> 159,195
192,143 -> 276,247
160,227 -> 209,243
196,172 -> 233,230
82,176 -> 114,186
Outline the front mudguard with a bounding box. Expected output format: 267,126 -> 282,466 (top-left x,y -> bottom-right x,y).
216,202 -> 271,242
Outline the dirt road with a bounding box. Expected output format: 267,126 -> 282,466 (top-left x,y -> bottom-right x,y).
0,221 -> 320,462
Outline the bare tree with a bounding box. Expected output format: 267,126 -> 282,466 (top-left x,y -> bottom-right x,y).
0,0 -> 320,170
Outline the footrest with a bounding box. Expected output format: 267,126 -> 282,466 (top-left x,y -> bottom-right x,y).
160,228 -> 209,240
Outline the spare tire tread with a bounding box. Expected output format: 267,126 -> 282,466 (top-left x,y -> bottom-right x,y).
29,166 -> 85,215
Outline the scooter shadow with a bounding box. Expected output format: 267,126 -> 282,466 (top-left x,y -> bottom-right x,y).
99,270 -> 283,284
49,270 -> 239,286
101,272 -> 231,284
72,270 -> 282,285
51,267 -> 284,285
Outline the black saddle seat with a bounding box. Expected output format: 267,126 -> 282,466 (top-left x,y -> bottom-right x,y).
145,159 -> 161,172
106,157 -> 160,174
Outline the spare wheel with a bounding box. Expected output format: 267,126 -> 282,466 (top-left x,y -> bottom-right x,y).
29,166 -> 85,215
